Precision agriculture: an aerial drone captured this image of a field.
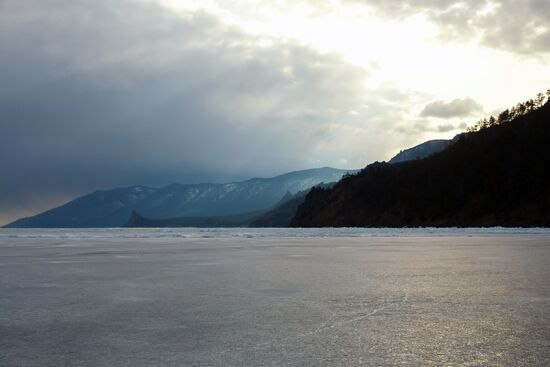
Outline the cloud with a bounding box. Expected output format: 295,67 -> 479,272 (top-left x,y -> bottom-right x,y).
437,124 -> 456,133
0,0 -> 419,223
420,98 -> 484,118
344,0 -> 550,54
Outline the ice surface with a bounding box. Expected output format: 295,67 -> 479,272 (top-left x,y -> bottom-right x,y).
2,227 -> 550,240
1,228 -> 549,366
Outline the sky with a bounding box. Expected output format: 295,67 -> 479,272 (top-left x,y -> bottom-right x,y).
0,0 -> 549,225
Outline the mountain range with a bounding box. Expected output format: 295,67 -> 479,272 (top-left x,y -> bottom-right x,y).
5,167 -> 355,228
6,134 -> 454,228
124,189 -> 312,228
123,140 -> 452,228
125,186 -> 326,228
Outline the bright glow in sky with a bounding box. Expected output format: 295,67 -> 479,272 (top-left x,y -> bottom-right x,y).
159,0 -> 549,117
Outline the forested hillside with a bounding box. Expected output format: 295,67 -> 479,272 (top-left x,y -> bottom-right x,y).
292,93 -> 550,227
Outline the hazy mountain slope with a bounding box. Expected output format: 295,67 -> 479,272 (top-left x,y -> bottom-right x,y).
249,183 -> 337,227
388,139 -> 450,164
291,101 -> 550,227
133,167 -> 353,218
6,186 -> 157,228
5,167 -> 354,228
124,183 -> 335,228
249,192 -> 308,227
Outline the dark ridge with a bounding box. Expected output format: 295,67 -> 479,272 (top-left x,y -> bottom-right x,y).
291,100 -> 550,227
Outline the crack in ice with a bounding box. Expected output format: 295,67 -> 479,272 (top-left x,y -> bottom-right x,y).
250,293 -> 410,351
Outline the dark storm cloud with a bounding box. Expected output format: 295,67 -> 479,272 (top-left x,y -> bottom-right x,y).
420,98 -> 484,118
344,0 -> 550,54
1,0 -> 399,223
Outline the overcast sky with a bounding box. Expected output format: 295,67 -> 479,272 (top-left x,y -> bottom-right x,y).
1,0 -> 549,224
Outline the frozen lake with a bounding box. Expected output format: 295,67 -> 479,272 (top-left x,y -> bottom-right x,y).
1,228 -> 550,366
